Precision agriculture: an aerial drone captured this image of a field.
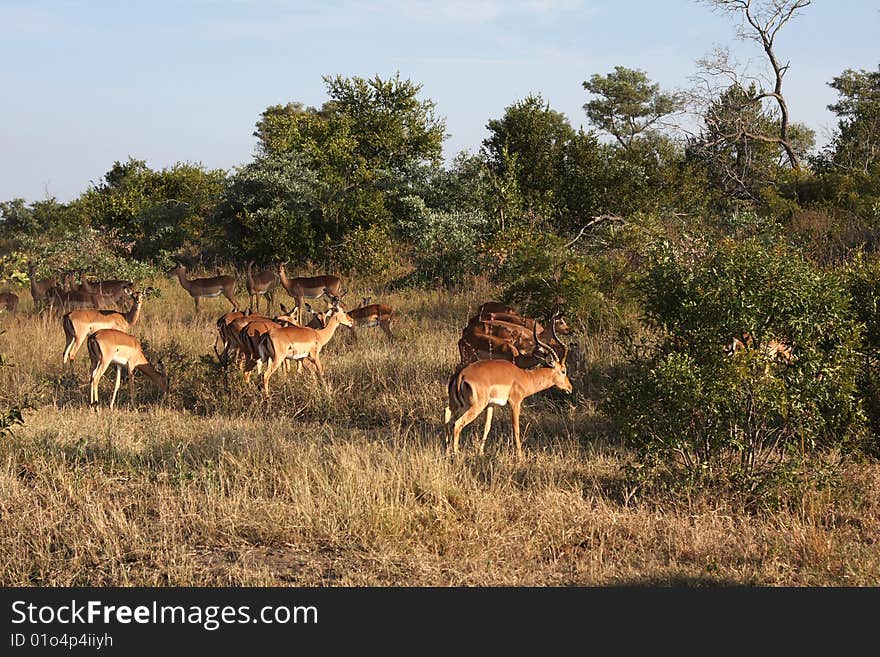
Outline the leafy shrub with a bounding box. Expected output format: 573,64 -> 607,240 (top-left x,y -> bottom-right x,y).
487,224 -> 611,331
607,237 -> 866,484
330,224 -> 395,277
397,204 -> 491,286
8,227 -> 157,283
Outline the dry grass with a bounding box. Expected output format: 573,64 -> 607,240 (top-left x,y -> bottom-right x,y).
0,273 -> 878,586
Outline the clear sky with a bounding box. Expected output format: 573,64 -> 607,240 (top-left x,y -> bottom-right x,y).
1,0 -> 877,203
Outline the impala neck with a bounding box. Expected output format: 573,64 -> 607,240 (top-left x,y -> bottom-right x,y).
315,312 -> 345,347
124,296 -> 143,325
135,363 -> 168,394
521,365 -> 561,396
278,264 -> 293,291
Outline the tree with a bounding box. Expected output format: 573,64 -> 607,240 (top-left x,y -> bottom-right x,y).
78,158 -> 226,260
699,0 -> 812,171
482,94 -> 575,221
582,66 -> 683,152
823,66 -> 880,173
214,151 -> 321,264
688,82 -> 813,199
253,73 -> 446,240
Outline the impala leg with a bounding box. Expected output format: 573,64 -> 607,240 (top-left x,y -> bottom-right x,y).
479,406 -> 494,456
263,357 -> 281,397
193,296 -> 201,314
90,360 -> 109,408
451,405 -> 484,456
110,365 -> 122,411
511,401 -> 524,461
265,291 -> 274,315
381,322 -> 394,342
63,337 -> 77,364
128,366 -> 136,407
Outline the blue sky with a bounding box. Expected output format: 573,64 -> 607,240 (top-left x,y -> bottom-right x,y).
1,0 -> 877,202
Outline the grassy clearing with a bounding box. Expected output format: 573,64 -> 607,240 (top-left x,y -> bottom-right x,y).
0,274 -> 878,586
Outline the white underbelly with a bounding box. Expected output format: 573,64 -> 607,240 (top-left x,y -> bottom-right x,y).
488,397 -> 508,406
200,290 -> 223,298
111,356 -> 129,367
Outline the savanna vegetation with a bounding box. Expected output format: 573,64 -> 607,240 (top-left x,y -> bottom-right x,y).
1,0 -> 879,585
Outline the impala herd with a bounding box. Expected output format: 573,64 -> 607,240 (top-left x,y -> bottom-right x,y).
0,259 -> 797,458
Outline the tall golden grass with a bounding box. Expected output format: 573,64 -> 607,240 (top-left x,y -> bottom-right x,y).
0,272 -> 878,586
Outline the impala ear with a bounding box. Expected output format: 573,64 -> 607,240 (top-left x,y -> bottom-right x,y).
280,303 -> 288,313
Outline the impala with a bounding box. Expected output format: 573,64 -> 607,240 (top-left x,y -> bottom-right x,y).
477,301 -> 517,318
246,261 -> 277,313
77,275 -> 134,306
0,292 -> 19,317
278,263 -> 343,325
247,302 -> 353,396
27,262 -> 58,310
457,331 -> 522,367
302,303 -> 330,329
444,323 -> 572,460
215,309 -> 248,364
724,332 -> 794,365
87,328 -> 168,410
169,263 -> 238,312
347,297 -> 395,342
62,288 -> 150,363
46,285 -> 124,314
237,305 -> 298,375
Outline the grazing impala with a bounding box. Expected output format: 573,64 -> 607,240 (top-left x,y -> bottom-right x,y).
27,262 -> 58,310
169,263 -> 238,312
347,297 -> 395,343
444,323 -> 572,460
246,261 -> 277,313
215,309 -> 248,364
278,263 -> 343,325
62,288 -> 150,363
247,302 -> 353,396
87,329 -> 168,410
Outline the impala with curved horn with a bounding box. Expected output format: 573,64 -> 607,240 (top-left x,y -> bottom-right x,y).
87,329 -> 168,410
62,288 -> 152,364
278,263 -> 343,325
169,263 -> 238,312
444,322 -> 572,460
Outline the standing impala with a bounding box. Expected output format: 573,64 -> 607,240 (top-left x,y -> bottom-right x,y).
278,263 -> 343,325
77,275 -> 134,307
87,328 -> 168,410
62,288 -> 150,363
247,302 -> 353,396
346,297 -> 395,343
27,261 -> 58,310
169,263 -> 238,312
444,323 -> 572,460
245,261 -> 277,314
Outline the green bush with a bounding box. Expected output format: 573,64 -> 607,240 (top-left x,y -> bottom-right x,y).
330,224 -> 396,277
607,237 -> 866,483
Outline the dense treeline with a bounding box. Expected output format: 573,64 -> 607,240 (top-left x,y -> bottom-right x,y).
2,1 -> 880,489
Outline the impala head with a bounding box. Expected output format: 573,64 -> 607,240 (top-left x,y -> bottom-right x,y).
533,321 -> 572,393
274,303 -> 299,326
167,263 -> 186,277
328,300 -> 353,328
154,358 -> 170,394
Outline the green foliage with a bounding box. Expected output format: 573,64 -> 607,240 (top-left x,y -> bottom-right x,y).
820,66 -> 880,174
397,206 -> 490,286
582,66 -> 683,151
77,158 -> 226,260
483,94 -> 574,220
608,237 -> 866,482
331,224 -> 396,277
214,151 -> 321,263
488,224 -> 610,331
9,227 -> 156,283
